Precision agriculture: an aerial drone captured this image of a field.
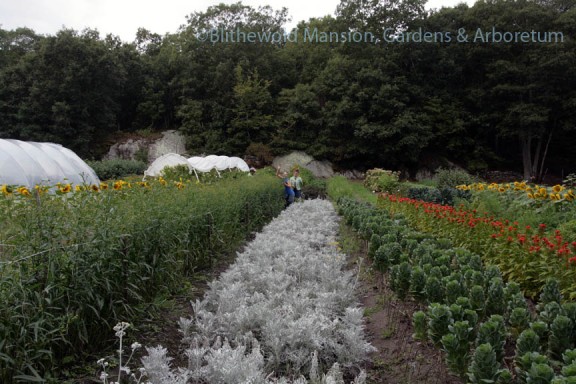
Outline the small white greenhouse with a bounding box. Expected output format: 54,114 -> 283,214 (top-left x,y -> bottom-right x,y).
0,139 -> 100,188
144,153 -> 194,177
187,155 -> 249,173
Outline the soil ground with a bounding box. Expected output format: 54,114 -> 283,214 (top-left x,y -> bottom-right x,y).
342,224 -> 463,384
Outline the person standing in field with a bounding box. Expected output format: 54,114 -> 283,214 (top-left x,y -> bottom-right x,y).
290,168 -> 303,201
276,166 -> 295,208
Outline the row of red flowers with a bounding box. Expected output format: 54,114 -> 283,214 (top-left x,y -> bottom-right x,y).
381,194 -> 576,265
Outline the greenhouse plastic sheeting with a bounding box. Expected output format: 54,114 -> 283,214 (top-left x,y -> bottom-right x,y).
144,153 -> 193,177
0,139 -> 100,187
187,155 -> 249,173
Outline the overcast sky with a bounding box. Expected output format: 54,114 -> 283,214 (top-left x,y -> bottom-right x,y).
0,0 -> 475,42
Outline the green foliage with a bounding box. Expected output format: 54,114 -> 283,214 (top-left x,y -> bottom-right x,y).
526,363 -> 555,384
486,277 -> 506,317
394,262 -> 412,299
516,329 -> 542,362
410,266 -> 427,301
509,308 -> 531,339
435,168 -> 476,190
326,176 -> 377,204
540,302 -> 564,326
413,311 -> 427,341
374,243 -> 402,272
87,159 -> 147,180
445,279 -> 465,306
516,352 -> 550,383
476,315 -> 507,364
531,321 -> 550,350
159,164 -> 192,181
469,285 -> 486,316
442,320 -> 473,378
427,303 -> 453,346
363,169 -> 400,193
425,276 -> 444,304
467,343 -> 502,384
0,174 -> 283,381
538,278 -> 563,311
245,142 -> 274,165
549,315 -> 575,360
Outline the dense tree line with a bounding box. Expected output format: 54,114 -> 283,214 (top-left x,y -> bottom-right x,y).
1,0 -> 575,179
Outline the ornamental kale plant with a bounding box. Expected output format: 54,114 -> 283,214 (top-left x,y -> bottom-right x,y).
122,200 -> 373,383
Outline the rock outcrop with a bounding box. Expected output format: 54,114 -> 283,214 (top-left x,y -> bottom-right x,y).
104,130 -> 186,163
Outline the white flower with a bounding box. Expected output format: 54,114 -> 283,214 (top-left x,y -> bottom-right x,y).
131,342 -> 142,350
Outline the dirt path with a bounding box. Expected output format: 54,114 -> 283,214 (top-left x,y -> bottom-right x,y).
343,226 -> 463,384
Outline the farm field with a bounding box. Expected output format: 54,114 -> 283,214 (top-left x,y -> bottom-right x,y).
2,171 -> 576,383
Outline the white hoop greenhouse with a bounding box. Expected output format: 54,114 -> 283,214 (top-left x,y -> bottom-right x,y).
144,154 -> 250,179
0,139 -> 100,188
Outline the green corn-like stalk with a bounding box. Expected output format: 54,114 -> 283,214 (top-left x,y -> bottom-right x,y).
540,302 -> 564,326
549,315 -> 574,360
476,315 -> 507,365
469,285 -> 486,317
526,363 -> 555,384
538,278 -> 563,312
442,320 -> 473,379
412,311 -> 427,341
505,282 -> 522,301
531,321 -> 550,340
563,349 -> 576,365
428,266 -> 443,280
516,352 -> 549,382
486,277 -> 506,317
449,304 -> 464,323
409,266 -> 427,301
509,292 -> 529,314
456,296 -> 471,310
368,234 -> 382,259
445,280 -> 464,306
516,329 -> 541,367
563,303 -> 576,326
425,276 -> 444,304
427,303 -> 453,346
484,265 -> 503,282
394,262 -> 412,300
561,363 -> 576,378
467,343 -> 501,384
509,307 -> 532,339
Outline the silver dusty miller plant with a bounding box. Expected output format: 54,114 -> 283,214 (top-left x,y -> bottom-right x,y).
101,200 -> 374,383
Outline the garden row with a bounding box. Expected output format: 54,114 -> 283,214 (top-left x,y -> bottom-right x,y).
377,194 -> 576,299
337,197 -> 576,383
0,174 -> 284,383
101,200 -> 373,383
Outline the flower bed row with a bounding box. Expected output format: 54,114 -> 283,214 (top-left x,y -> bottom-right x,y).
377,194 -> 576,299
456,182 -> 575,202
102,200 -> 373,383
0,174 -> 284,383
337,197 -> 576,383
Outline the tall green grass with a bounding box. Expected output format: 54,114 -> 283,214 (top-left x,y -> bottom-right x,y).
326,176 -> 377,204
0,174 -> 283,382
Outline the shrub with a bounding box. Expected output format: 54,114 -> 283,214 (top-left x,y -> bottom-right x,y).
87,159 -> 147,180
245,142 -> 274,165
363,169 -> 400,193
159,164 -> 193,181
435,167 -> 476,190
